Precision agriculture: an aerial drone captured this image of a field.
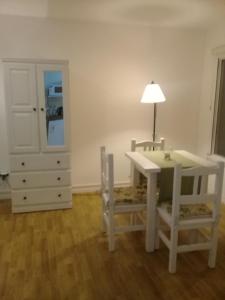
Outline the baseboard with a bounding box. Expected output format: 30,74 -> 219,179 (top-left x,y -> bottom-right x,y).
72,181 -> 130,193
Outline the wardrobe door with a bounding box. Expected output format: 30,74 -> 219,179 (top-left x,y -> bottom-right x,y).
4,63 -> 39,153
37,64 -> 70,152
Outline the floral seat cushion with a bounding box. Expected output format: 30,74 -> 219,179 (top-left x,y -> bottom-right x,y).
113,186 -> 147,205
159,201 -> 212,220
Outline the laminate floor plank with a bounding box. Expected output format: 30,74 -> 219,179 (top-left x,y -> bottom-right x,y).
0,195 -> 225,300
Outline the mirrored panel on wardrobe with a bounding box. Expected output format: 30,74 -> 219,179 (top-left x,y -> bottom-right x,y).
44,70 -> 64,146
37,63 -> 69,152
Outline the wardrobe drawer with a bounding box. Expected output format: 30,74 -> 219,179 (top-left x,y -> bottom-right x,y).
10,171 -> 71,189
12,187 -> 72,206
10,154 -> 70,172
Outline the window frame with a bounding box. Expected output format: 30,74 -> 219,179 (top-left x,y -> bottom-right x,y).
211,46 -> 225,157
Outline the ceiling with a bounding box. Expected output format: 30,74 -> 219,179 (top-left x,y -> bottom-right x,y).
0,0 -> 225,29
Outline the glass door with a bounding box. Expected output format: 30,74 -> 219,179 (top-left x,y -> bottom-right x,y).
37,63 -> 70,152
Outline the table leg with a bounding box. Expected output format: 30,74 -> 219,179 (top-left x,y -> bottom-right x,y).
146,173 -> 157,252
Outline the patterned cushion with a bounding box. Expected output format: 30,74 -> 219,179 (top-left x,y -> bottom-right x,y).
160,201 -> 212,219
113,186 -> 147,205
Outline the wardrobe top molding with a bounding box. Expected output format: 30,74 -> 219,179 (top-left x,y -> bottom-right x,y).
2,58 -> 69,65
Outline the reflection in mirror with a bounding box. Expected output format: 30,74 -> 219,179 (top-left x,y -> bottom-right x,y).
44,71 -> 64,146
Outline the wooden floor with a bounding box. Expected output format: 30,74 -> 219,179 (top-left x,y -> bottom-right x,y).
0,194 -> 225,300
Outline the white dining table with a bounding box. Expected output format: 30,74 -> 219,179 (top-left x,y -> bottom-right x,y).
125,150 -> 216,252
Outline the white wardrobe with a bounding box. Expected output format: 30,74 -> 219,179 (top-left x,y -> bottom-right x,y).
4,59 -> 72,213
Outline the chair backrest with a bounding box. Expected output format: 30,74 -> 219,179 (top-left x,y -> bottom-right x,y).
100,146 -> 114,203
131,137 -> 165,152
171,161 -> 224,221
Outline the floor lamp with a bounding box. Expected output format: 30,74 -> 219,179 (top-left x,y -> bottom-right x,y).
140,81 -> 166,142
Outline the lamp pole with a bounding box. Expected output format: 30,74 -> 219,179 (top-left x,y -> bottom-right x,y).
140,81 -> 166,143
153,103 -> 157,142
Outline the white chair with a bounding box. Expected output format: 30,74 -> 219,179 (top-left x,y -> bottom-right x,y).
130,137 -> 165,186
100,146 -> 147,251
156,161 -> 224,273
131,137 -> 165,152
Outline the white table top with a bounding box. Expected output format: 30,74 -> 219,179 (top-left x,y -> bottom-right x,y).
175,150 -> 216,167
125,151 -> 160,173
125,150 -> 216,173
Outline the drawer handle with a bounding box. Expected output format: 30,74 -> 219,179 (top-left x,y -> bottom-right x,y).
57,160 -> 61,164
22,179 -> 26,183
57,177 -> 61,181
41,107 -> 45,112
33,107 -> 37,112
21,162 -> 25,166
58,193 -> 62,198
23,196 -> 27,200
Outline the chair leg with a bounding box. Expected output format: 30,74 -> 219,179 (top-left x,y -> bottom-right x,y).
102,200 -> 106,233
208,225 -> 219,268
102,212 -> 106,233
169,228 -> 178,273
155,213 -> 160,250
108,214 -> 115,251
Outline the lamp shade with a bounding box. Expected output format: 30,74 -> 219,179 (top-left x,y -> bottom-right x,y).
140,82 -> 166,103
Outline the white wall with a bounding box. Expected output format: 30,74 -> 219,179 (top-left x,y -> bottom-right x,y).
0,15 -> 206,191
